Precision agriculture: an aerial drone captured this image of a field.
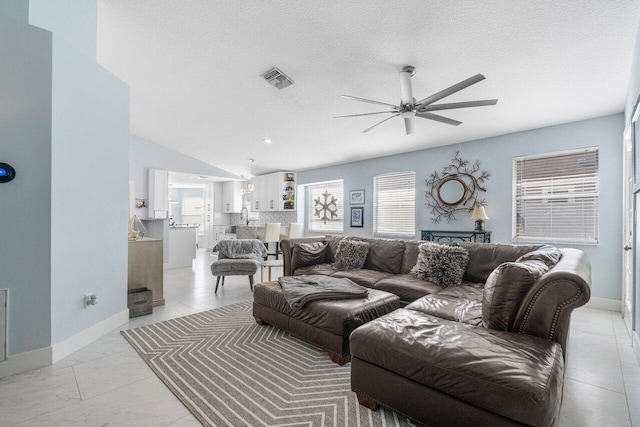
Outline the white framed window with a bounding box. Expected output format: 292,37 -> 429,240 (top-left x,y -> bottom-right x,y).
513,147 -> 599,244
373,171 -> 416,237
307,180 -> 344,233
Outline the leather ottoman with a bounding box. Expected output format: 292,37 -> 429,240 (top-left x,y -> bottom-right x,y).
252,280 -> 400,364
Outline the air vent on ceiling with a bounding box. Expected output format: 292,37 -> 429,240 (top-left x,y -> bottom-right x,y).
261,67 -> 294,90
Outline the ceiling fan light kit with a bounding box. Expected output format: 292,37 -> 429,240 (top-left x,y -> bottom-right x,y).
335,66 -> 498,135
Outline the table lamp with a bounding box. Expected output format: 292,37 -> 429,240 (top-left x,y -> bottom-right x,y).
470,204 -> 489,231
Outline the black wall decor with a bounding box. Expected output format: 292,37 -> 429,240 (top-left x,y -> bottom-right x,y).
424,151 -> 490,223
0,163 -> 15,183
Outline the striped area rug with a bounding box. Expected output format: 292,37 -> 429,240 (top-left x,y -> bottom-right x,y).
121,301 -> 414,427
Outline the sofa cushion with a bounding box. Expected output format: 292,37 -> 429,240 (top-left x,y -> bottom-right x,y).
374,274 -> 442,304
324,235 -> 344,263
333,239 -> 369,270
291,242 -> 327,270
406,286 -> 483,326
483,260 -> 550,331
294,263 -> 338,276
332,269 -> 392,288
361,238 -> 406,274
516,245 -> 562,268
410,242 -> 469,288
400,240 -> 422,274
350,309 -> 564,427
460,243 -> 542,283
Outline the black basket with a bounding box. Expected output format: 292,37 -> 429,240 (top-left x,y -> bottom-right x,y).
128,288 -> 153,318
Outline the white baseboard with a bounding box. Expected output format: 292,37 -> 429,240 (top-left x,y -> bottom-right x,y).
51,308 -> 129,363
584,297 -> 621,312
0,346 -> 52,379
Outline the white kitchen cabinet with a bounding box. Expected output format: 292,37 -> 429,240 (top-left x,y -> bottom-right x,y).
204,182 -> 215,249
212,226 -> 227,248
148,169 -> 169,218
222,181 -> 244,213
249,172 -> 296,212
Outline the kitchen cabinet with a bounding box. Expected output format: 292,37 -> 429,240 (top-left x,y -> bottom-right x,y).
250,172 -> 296,212
222,181 -> 244,213
204,182 -> 228,250
148,169 -> 169,218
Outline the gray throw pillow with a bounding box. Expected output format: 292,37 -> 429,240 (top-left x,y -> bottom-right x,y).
333,239 -> 369,270
291,242 -> 328,270
410,242 -> 469,288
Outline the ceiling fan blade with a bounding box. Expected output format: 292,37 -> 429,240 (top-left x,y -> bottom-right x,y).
340,95 -> 398,109
416,74 -> 486,107
362,113 -> 400,133
419,99 -> 498,112
416,112 -> 462,126
333,110 -> 397,118
404,117 -> 414,135
399,70 -> 414,105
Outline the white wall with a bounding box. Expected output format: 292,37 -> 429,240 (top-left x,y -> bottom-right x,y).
298,114 -> 624,302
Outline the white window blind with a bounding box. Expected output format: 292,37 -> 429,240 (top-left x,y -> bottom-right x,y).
307,180 -> 344,233
374,171 -> 416,236
513,147 -> 599,244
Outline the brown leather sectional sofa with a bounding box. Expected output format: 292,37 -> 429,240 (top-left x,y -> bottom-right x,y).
280,236 -> 591,427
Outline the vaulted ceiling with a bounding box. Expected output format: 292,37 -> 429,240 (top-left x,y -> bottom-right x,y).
97,0 -> 640,177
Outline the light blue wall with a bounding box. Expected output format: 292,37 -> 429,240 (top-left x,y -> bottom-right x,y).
49,37 -> 130,344
130,135 -> 241,219
0,17 -> 53,355
29,0 -> 97,60
298,114 -> 624,301
0,0 -> 28,22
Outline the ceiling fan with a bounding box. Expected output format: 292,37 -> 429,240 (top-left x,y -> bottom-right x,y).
335,66 -> 498,135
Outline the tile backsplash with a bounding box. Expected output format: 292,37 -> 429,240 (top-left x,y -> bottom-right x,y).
230,211 -> 297,225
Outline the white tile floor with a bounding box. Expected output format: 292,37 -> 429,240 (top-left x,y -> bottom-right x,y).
0,249 -> 638,426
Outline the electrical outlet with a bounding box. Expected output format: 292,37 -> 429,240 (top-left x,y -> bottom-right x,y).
84,294 -> 98,308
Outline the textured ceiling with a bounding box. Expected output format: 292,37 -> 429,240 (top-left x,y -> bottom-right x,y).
97,0 -> 640,177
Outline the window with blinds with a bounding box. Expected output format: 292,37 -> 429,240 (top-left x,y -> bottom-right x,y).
513,147 -> 599,244
307,180 -> 344,233
373,171 -> 416,236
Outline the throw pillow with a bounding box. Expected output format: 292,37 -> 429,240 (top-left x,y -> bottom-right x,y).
291,242 -> 328,270
333,239 -> 369,270
516,245 -> 562,268
482,259 -> 549,331
410,242 -> 469,288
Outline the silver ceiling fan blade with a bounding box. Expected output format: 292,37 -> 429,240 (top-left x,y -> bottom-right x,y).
362,113 -> 400,133
340,95 -> 399,109
416,112 -> 462,126
416,74 -> 486,107
418,99 -> 498,112
333,110 -> 397,118
404,117 -> 414,135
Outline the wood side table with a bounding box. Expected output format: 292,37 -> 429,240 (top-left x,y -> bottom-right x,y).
260,259 -> 284,282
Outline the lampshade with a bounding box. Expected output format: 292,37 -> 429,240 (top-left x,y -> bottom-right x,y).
470,205 -> 489,220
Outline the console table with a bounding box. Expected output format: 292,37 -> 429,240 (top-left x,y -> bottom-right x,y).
421,230 -> 491,243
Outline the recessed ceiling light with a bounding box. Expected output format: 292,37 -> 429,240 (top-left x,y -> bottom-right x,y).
248,158 -> 255,163
263,138 -> 271,144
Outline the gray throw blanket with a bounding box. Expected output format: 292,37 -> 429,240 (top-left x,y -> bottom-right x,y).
214,239 -> 266,260
278,275 -> 368,309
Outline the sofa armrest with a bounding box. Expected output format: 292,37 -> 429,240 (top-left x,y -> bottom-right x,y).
280,236 -> 327,276
512,248 -> 591,355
